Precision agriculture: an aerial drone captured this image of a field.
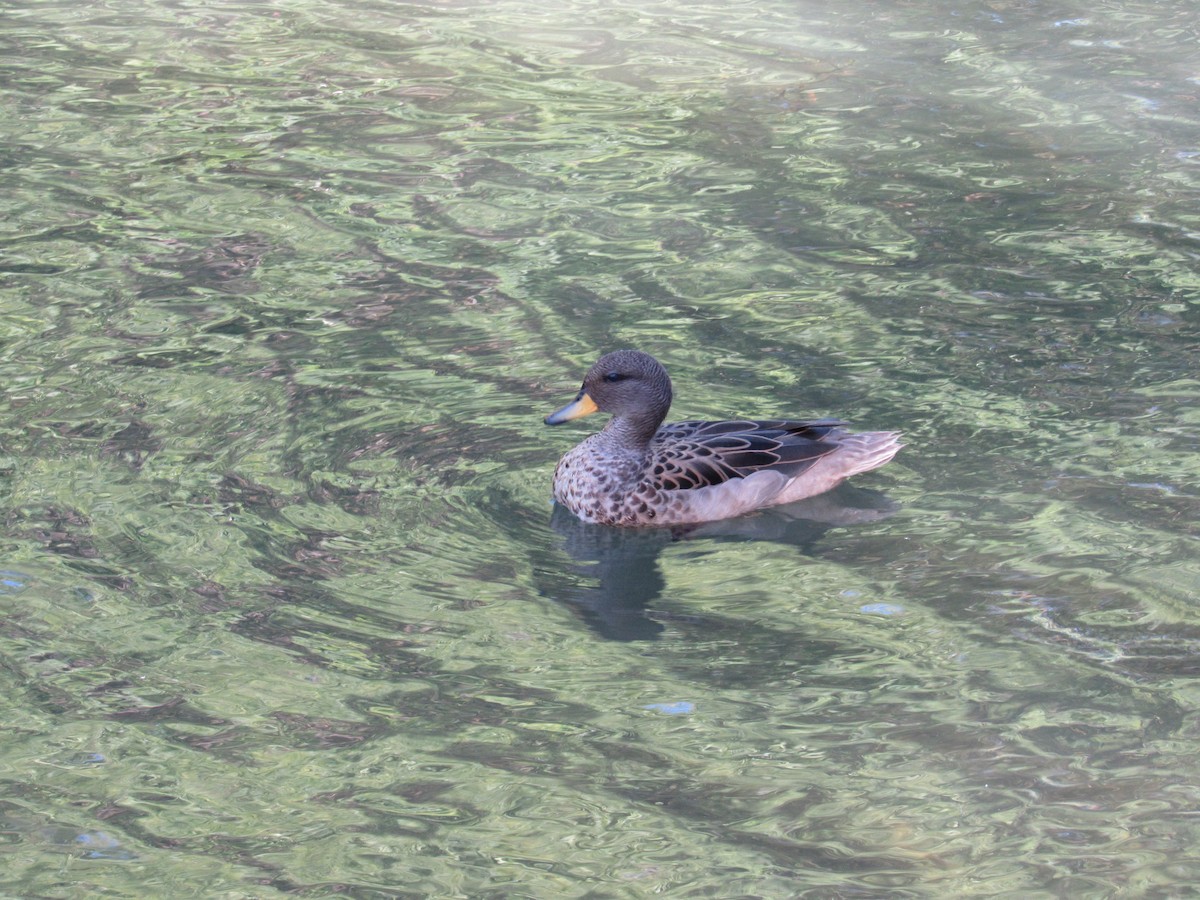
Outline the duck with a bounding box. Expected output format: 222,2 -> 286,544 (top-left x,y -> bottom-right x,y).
544,349 -> 902,527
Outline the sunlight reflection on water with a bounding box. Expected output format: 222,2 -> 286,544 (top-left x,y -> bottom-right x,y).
1,0 -> 1199,894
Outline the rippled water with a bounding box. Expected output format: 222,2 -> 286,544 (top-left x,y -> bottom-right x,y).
3,0 -> 1200,894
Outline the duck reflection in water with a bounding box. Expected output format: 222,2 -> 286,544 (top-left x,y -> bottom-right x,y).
545,484 -> 899,641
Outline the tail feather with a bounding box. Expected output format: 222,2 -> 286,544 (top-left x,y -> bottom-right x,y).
835,431 -> 904,479
775,430 -> 902,505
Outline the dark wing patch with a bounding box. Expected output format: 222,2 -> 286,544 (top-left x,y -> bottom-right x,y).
647,419 -> 848,491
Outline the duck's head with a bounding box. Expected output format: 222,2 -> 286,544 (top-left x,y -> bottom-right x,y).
544,350 -> 673,436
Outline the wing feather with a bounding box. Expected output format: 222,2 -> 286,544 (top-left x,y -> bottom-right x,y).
646,419 -> 849,492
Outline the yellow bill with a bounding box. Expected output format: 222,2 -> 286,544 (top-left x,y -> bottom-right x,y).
544,390 -> 599,425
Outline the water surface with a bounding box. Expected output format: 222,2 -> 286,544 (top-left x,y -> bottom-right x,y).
2,0 -> 1200,895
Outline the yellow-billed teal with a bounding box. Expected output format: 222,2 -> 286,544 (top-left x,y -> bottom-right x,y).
545,350 -> 902,526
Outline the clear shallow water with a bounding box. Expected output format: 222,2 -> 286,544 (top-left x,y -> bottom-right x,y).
2,0 -> 1200,895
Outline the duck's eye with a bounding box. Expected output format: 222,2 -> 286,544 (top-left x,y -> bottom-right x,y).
604,371 -> 626,383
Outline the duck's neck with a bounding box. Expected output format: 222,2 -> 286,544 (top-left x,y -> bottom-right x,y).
600,406 -> 667,450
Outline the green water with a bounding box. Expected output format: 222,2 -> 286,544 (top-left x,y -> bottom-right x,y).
2,0 -> 1200,894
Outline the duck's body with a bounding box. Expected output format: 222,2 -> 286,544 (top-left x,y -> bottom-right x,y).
544,350 -> 902,527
